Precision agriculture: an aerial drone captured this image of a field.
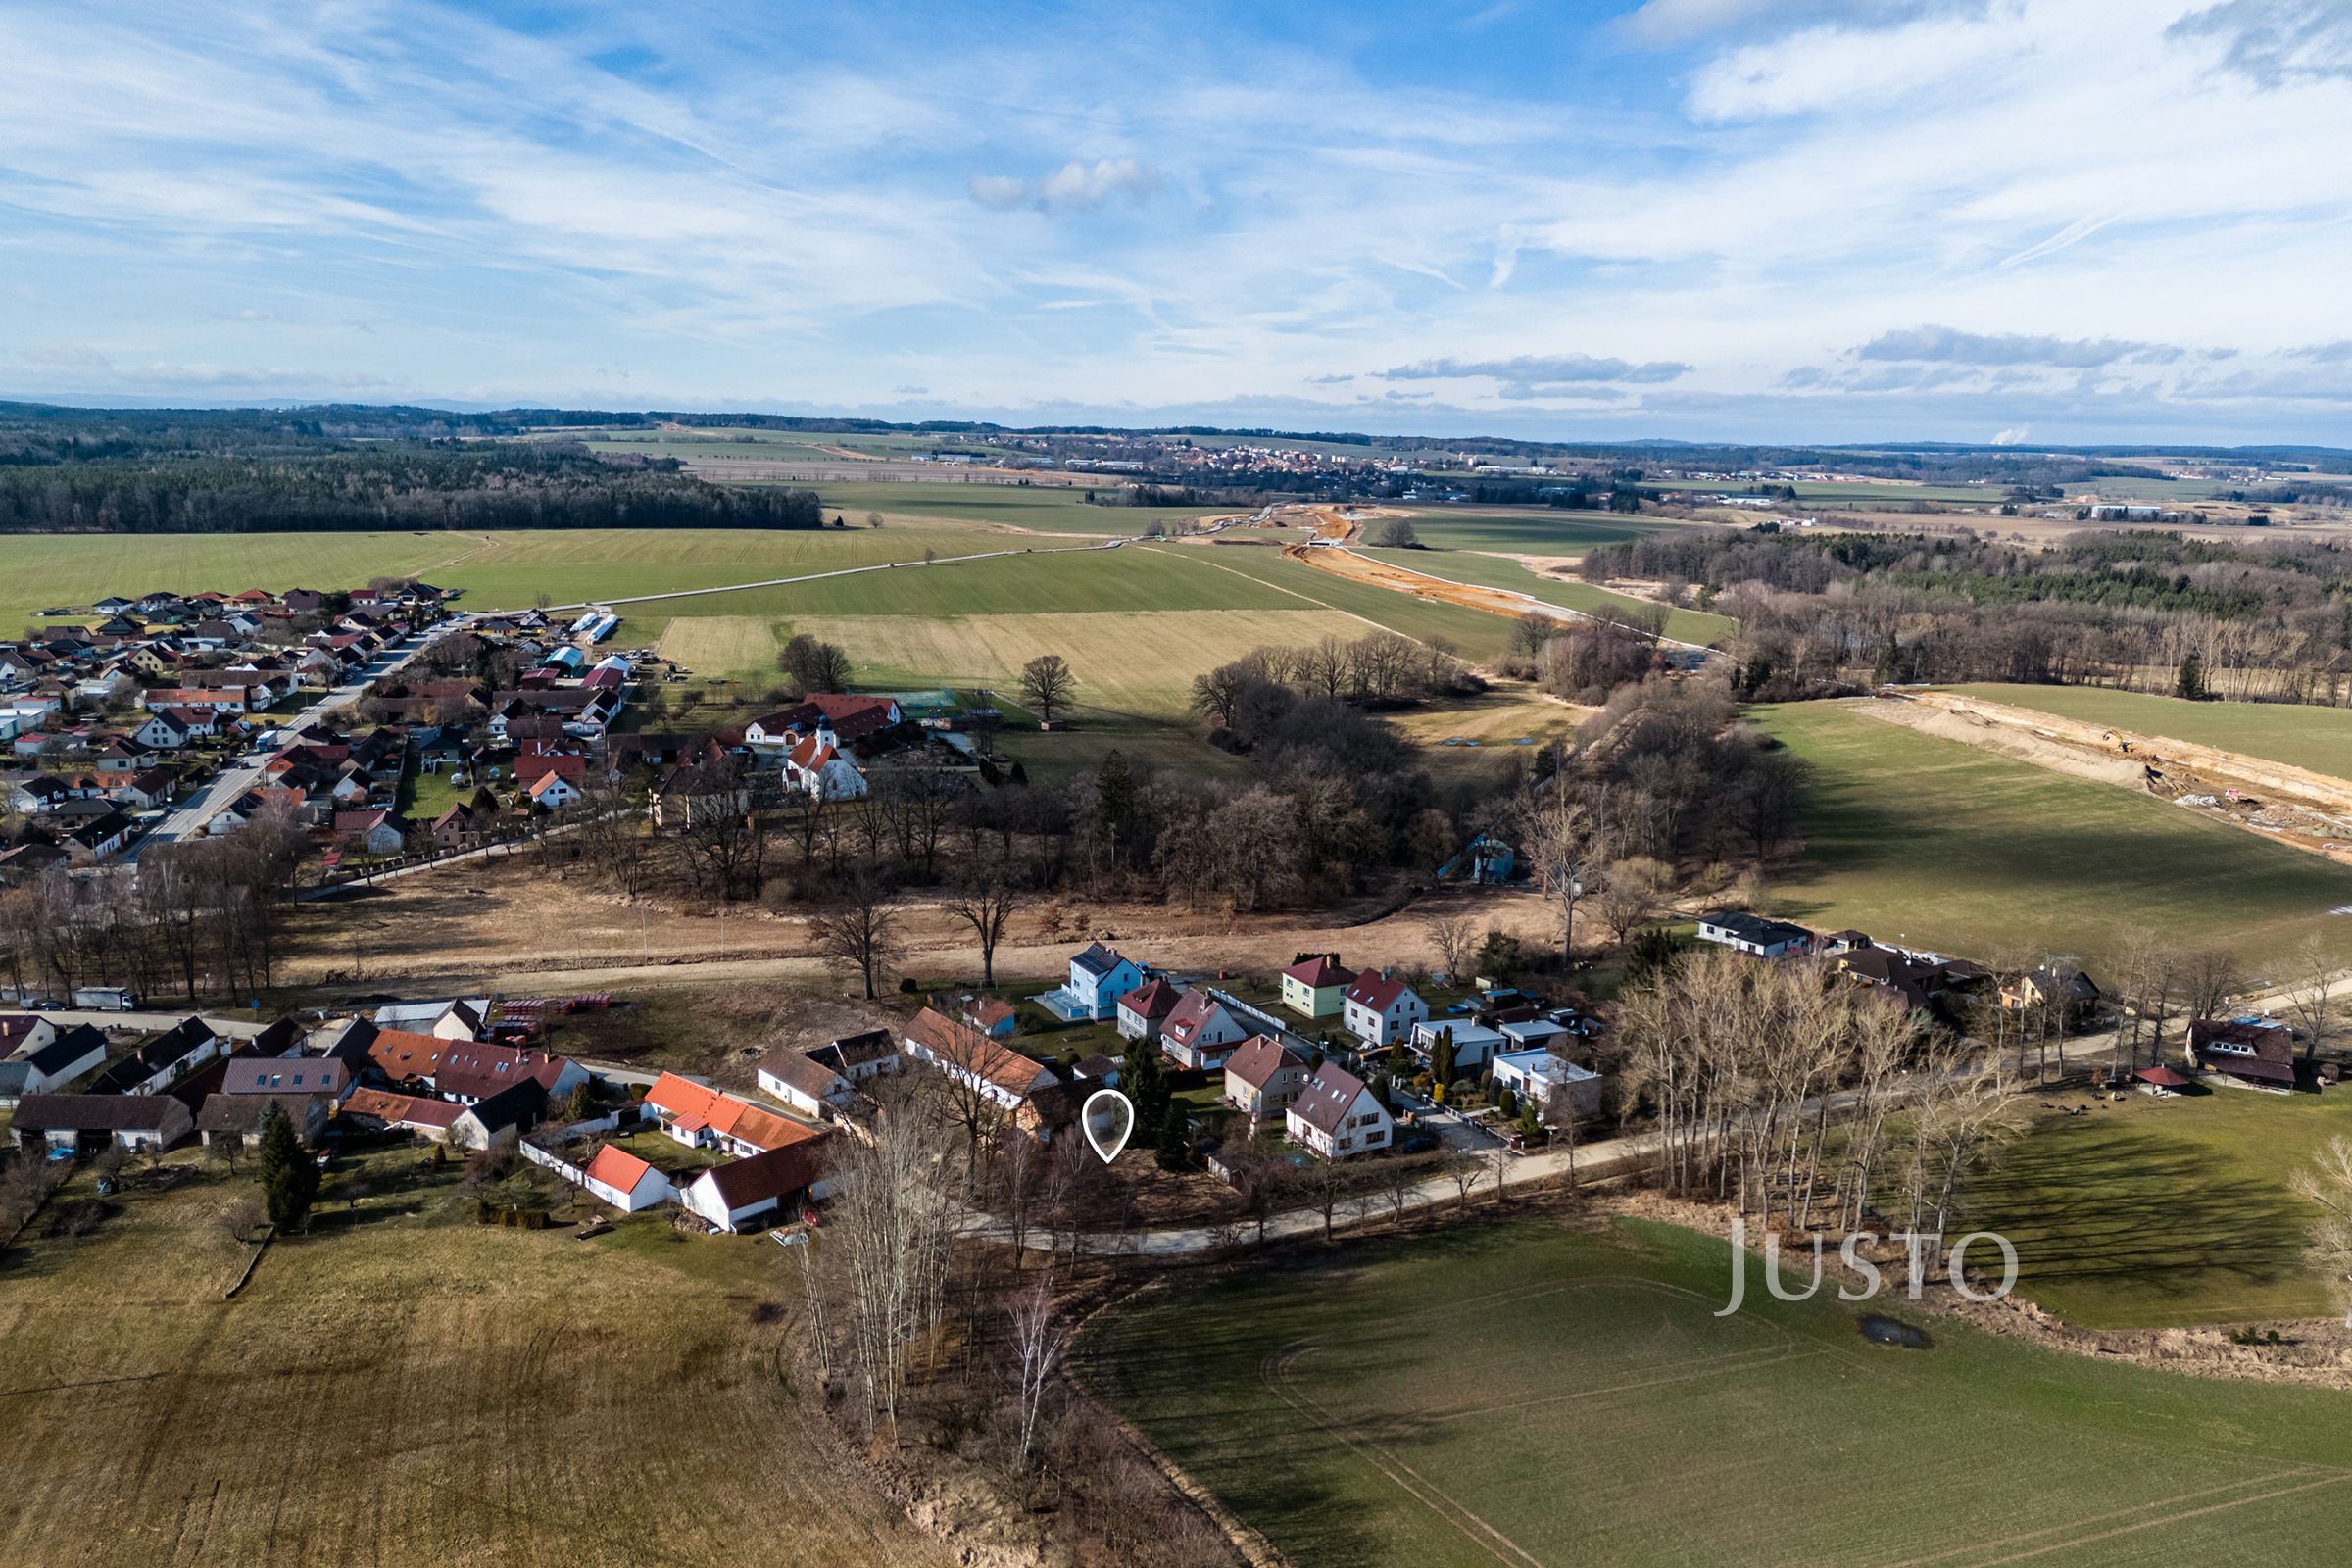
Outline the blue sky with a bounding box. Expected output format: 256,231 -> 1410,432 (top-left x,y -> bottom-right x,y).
4,0 -> 2351,443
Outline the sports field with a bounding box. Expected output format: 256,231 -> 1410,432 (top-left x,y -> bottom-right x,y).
0,1150 -> 944,1568
1090,1217 -> 2352,1568
1968,1091 -> 2352,1328
1753,701 -> 2352,965
1945,684 -> 2352,782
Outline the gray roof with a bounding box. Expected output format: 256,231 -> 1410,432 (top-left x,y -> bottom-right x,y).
1072,943 -> 1127,977
1291,1064 -> 1371,1138
11,1093 -> 186,1132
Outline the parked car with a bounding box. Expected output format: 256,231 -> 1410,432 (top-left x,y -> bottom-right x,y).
1398,1131 -> 1440,1154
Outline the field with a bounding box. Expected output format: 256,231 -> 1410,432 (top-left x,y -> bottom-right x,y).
1159,543 -> 1519,663
1754,701 -> 2352,966
1091,1216 -> 2352,1568
1384,511 -> 1662,556
1642,479 -> 2002,505
1944,684 -> 2352,782
0,1151 -> 946,1568
1358,547 -> 1736,645
1968,1092 -> 2352,1328
799,481 -> 1233,535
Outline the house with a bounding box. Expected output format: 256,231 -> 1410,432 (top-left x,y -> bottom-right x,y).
112,767 -> 176,810
780,732 -> 869,801
945,994 -> 1018,1039
1491,1049 -> 1603,1121
449,1079 -> 549,1150
1285,1064 -> 1393,1160
0,1025 -> 107,1100
743,695 -> 903,750
367,1028 -> 450,1088
2001,966 -> 2102,1017
1116,977 -> 1182,1042
807,1028 -> 901,1084
527,772 -> 582,811
1160,988 -> 1252,1070
333,808 -> 407,856
1280,955 -> 1355,1020
2188,1018 -> 2302,1093
1695,910 -> 1813,958
757,1052 -> 853,1118
198,1092 -> 328,1148
339,1087 -> 463,1142
1410,1020 -> 1508,1075
580,1143 -> 676,1212
1222,1035 -> 1311,1121
0,842 -> 69,886
431,1042 -> 587,1105
11,1093 -> 194,1152
1343,972 -> 1428,1048
0,1013 -> 59,1058
642,1071 -> 821,1156
902,1007 -> 1058,1111
220,1056 -> 353,1102
62,808 -> 135,862
678,1139 -> 835,1233
372,1000 -> 486,1040
429,803 -> 480,851
1045,943 -> 1144,1022
87,1016 -> 223,1095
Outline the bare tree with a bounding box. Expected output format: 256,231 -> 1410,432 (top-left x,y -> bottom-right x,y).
1422,909 -> 1477,984
1019,655 -> 1077,725
2287,934 -> 2338,1066
823,1079 -> 964,1434
2291,1137 -> 2352,1326
1592,857 -> 1668,947
808,872 -> 902,1000
2181,949 -> 2246,1034
1003,1267 -> 1075,1472
942,863 -> 1028,987
1520,777 -> 1593,961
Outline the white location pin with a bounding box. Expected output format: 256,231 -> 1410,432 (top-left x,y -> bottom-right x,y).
1081,1088 -> 1136,1164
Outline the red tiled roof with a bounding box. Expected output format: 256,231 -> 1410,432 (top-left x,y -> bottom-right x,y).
1223,1035 -> 1305,1091
905,1007 -> 1053,1097
1291,1064 -> 1372,1137
1119,977 -> 1181,1021
1283,956 -> 1354,989
343,1086 -> 462,1130
1346,973 -> 1414,1012
367,1029 -> 448,1083
584,1143 -> 658,1194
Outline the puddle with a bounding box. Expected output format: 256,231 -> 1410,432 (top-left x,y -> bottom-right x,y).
1858,1314 -> 1933,1349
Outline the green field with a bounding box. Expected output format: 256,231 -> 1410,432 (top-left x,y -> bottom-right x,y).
1158,543 -> 1518,663
1360,547 -> 1736,645
1968,1092 -> 2352,1328
801,481 -> 1233,535
1091,1217 -> 2352,1568
1947,684 -> 2352,781
1642,479 -> 2000,504
1755,701 -> 2352,966
1386,510 -> 1661,556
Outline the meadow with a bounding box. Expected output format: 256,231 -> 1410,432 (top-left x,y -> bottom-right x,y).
1090,1216 -> 2352,1568
801,481 -> 1232,535
1967,1092 -> 2352,1328
1945,683 -> 2352,781
0,1151 -> 946,1568
1753,701 -> 2352,966
1359,546 -> 1736,645
1384,510 -> 1661,556
1156,542 -> 1519,663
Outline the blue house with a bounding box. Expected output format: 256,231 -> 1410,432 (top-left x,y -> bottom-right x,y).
1045,944 -> 1145,1022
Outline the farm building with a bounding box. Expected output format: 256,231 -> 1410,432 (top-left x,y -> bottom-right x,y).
340,1087 -> 463,1142
581,1144 -> 675,1212
678,1140 -> 835,1234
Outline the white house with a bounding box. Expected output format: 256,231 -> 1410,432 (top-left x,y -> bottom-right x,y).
1117,977 -> 1181,1042
1492,1048 -> 1603,1121
904,1008 -> 1057,1112
781,731 -> 869,801
372,1000 -> 487,1041
1159,989 -> 1251,1070
678,1140 -> 835,1234
10,1093 -> 194,1152
758,1052 -> 853,1118
1286,1064 -> 1393,1160
1694,910 -> 1812,958
1410,1020 -> 1509,1075
581,1143 -> 676,1212
527,772 -> 582,810
133,710 -> 195,750
1342,972 -> 1428,1048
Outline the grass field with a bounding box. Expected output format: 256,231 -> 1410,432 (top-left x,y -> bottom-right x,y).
1968,1092 -> 2352,1328
1946,684 -> 2352,781
800,481 -> 1233,535
1091,1216 -> 2352,1568
1754,701 -> 2352,965
0,1150 -> 945,1568
1385,511 -> 1661,556
1359,547 -> 1737,645
1157,544 -> 1519,663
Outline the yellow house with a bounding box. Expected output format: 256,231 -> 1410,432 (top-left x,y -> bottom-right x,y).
1280,954 -> 1355,1020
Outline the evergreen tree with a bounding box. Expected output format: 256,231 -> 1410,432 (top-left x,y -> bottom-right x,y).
1497,1085 -> 1518,1118
1097,750 -> 1136,862
1121,1040 -> 1169,1130
468,783 -> 500,816
2175,651 -> 2209,701
1154,1102 -> 1190,1172
256,1102 -> 318,1232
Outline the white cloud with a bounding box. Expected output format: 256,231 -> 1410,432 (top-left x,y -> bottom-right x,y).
970,158 -> 1162,213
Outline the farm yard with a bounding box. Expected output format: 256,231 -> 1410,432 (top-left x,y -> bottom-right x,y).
1967,1092 -> 2352,1329
1091,1217 -> 2352,1568
0,1154 -> 947,1568
1943,684 -> 2352,783
1754,701 -> 2352,966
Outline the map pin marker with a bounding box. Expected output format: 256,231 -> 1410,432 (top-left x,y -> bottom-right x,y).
1081,1088 -> 1135,1164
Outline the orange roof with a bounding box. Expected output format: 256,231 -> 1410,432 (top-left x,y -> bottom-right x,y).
905,1007 -> 1053,1097
368,1028 -> 448,1082
342,1087 -> 462,1129
583,1143 -> 657,1194
644,1070 -> 818,1152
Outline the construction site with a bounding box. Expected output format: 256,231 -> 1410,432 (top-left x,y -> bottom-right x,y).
1861,689 -> 2352,869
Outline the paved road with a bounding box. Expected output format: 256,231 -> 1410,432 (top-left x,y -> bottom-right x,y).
127,625 -> 453,859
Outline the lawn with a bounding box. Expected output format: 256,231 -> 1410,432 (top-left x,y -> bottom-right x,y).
1089,1216 -> 2352,1568
1945,683 -> 2352,782
1754,700 -> 2352,966
0,1149 -> 946,1568
1359,547 -> 1736,645
1967,1091 -> 2352,1328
